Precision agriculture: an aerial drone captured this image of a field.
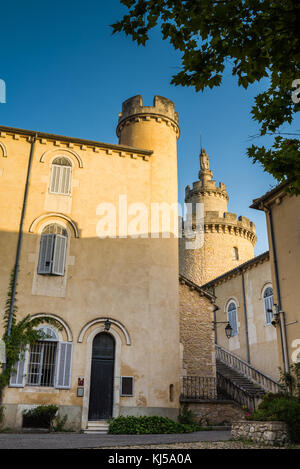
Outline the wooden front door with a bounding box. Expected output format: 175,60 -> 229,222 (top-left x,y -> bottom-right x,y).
88,332 -> 115,420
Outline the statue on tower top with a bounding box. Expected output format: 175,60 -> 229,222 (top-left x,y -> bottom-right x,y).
200,148 -> 210,171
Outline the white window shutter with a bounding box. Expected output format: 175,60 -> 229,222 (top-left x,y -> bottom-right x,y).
9,352 -> 26,387
60,166 -> 71,194
38,234 -> 55,274
50,165 -> 59,193
55,342 -> 73,389
52,235 -> 67,276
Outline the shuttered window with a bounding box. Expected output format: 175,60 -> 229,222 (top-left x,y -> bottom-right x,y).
50,157 -> 72,195
38,224 -> 67,276
55,342 -> 73,389
264,286 -> 274,325
10,328 -> 73,390
27,341 -> 57,386
9,351 -> 26,388
227,301 -> 238,336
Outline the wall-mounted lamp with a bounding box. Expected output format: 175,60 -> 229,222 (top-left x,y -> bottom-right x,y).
212,320 -> 233,339
105,318 -> 111,331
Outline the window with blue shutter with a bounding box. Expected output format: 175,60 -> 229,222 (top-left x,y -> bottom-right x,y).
264,286 -> 274,325
38,224 -> 67,276
227,301 -> 238,336
55,342 -> 73,389
9,351 -> 27,387
9,328 -> 73,390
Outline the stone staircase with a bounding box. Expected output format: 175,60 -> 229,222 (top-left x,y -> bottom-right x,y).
216,345 -> 281,411
84,420 -> 109,434
217,362 -> 266,397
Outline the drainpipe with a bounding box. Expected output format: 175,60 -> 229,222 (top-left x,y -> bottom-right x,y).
240,269 -> 251,364
261,202 -> 289,373
6,134 -> 37,339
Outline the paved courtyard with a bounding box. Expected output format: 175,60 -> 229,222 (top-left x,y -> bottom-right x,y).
0,430 -> 231,449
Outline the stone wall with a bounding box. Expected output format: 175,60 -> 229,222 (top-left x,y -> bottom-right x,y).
232,420 -> 289,446
181,400 -> 246,425
179,281 -> 216,380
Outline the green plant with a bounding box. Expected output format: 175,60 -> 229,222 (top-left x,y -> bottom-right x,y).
112,1 -> 300,195
279,363 -> 300,398
246,392 -> 300,443
108,415 -> 197,435
52,413 -> 68,432
178,404 -> 195,425
22,405 -> 59,430
0,270 -> 61,399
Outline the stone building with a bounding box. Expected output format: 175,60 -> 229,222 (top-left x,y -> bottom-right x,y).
179,151 -> 282,392
0,94 -> 218,431
202,251 -> 280,381
179,149 -> 257,286
251,183 -> 300,371
0,95 -> 187,431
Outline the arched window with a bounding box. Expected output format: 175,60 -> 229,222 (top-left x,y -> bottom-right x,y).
233,247 -> 239,260
227,301 -> 238,336
50,157 -> 72,194
263,286 -> 274,325
37,223 -> 67,276
9,326 -> 73,389
27,327 -> 58,386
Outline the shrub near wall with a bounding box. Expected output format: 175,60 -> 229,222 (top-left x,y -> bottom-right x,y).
108,416 -> 197,434
232,392 -> 300,445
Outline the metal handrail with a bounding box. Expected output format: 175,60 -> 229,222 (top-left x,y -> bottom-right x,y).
215,344 -> 281,394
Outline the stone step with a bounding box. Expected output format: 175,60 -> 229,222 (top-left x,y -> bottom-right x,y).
83,420 -> 110,434
216,361 -> 266,397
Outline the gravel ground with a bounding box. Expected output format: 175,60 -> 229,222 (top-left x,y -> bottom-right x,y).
102,441 -> 298,449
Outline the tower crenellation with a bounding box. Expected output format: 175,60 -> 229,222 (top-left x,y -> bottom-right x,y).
179,148 -> 257,286
117,95 -> 179,144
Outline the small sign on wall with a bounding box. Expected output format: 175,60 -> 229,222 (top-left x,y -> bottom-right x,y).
78,377 -> 84,387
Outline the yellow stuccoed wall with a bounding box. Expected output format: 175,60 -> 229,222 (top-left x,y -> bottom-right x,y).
263,191 -> 300,369
0,96 -> 182,430
211,253 -> 280,381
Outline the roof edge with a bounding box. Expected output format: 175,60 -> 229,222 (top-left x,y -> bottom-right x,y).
250,182 -> 290,210
179,274 -> 216,301
0,125 -> 153,156
200,250 -> 270,289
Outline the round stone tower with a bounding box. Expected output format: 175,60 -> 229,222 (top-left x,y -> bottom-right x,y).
117,95 -> 180,210
179,148 -> 257,286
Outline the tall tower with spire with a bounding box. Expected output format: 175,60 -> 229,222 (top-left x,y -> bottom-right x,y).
179,148 -> 257,286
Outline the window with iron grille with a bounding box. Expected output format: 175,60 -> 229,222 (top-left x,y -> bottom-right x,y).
50,157 -> 72,195
27,340 -> 58,386
9,326 -> 73,389
27,327 -> 58,386
38,224 -> 67,276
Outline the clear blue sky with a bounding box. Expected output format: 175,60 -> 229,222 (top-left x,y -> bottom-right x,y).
1,0 -> 298,255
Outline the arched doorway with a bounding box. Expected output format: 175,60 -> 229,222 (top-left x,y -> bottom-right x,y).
88,332 -> 115,420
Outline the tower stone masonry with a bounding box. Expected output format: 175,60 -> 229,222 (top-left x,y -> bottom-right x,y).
179,148 -> 257,286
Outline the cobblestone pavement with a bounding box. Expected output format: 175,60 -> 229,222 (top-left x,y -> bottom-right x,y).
0,431 -> 231,449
